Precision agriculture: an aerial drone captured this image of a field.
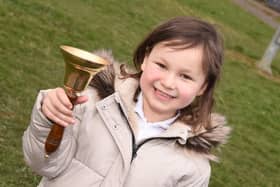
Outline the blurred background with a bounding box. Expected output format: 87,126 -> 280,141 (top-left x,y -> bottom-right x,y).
0,0 -> 279,186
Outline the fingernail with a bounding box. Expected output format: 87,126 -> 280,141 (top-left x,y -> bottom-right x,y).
71,119 -> 76,124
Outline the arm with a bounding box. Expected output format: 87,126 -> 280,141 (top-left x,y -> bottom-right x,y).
22,89 -> 85,179
176,158 -> 211,187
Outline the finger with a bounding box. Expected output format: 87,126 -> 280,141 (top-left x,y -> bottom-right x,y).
74,95 -> 88,105
47,100 -> 75,123
43,103 -> 75,127
43,95 -> 74,121
48,90 -> 73,116
56,88 -> 73,109
42,104 -> 68,127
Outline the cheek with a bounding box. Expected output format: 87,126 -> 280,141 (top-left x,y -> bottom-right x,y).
177,86 -> 197,106
140,71 -> 152,91
141,68 -> 162,84
140,70 -> 164,94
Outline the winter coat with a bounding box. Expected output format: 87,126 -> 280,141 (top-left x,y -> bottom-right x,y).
22,50 -> 231,187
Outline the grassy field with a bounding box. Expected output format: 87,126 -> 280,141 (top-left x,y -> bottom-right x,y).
0,0 -> 279,186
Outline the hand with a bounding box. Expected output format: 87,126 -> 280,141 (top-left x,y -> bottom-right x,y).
41,87 -> 88,127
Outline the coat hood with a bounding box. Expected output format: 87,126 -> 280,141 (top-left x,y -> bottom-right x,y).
89,49 -> 231,162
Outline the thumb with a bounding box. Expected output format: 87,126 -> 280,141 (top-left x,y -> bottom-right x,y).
74,95 -> 88,105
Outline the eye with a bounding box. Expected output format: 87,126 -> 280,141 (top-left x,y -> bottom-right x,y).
180,74 -> 193,80
155,62 -> 166,69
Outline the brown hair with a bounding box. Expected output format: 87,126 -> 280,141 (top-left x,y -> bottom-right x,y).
122,16 -> 224,132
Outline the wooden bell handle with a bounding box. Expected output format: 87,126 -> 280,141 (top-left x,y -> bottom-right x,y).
44,89 -> 77,158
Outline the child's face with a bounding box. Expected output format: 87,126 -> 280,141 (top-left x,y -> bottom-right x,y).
140,42 -> 206,121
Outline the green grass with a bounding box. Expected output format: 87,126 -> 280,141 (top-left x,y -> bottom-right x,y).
0,0 -> 279,186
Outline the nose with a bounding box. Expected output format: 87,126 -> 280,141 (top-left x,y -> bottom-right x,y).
161,73 -> 176,89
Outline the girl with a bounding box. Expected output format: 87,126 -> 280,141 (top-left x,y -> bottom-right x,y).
23,16 -> 231,187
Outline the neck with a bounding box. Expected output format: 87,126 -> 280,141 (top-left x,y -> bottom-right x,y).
142,100 -> 176,123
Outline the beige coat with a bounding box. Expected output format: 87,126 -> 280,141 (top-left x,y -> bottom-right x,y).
23,51 -> 231,187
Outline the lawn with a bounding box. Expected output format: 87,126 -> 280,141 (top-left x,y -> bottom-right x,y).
0,0 -> 279,186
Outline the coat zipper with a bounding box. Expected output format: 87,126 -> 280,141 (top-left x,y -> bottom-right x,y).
134,137 -> 180,157
117,104 -> 181,162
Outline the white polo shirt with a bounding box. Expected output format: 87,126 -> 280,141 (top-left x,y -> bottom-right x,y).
134,92 -> 180,143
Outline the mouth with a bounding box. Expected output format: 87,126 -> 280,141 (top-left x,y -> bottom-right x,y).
154,87 -> 176,100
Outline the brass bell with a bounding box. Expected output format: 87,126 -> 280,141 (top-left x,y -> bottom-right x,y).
45,45 -> 109,157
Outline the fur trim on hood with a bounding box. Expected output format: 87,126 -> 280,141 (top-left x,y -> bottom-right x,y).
186,114 -> 231,161
89,49 -> 231,162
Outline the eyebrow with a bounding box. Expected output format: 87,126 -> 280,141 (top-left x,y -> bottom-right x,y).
157,57 -> 169,64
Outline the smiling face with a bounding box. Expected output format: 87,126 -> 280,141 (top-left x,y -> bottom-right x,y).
139,42 -> 206,122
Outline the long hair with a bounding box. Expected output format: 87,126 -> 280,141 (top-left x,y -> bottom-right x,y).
122,16 -> 224,132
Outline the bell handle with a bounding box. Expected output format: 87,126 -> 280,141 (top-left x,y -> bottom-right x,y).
44,89 -> 77,158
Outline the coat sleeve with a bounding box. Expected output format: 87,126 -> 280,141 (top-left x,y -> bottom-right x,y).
176,158 -> 211,187
22,90 -> 82,179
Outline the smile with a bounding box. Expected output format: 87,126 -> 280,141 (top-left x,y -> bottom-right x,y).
154,87 -> 176,100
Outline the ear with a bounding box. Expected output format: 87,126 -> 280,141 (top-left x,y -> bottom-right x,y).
141,56 -> 148,71
197,83 -> 207,96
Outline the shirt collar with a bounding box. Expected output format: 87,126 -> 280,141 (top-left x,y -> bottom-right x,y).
134,92 -> 180,130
